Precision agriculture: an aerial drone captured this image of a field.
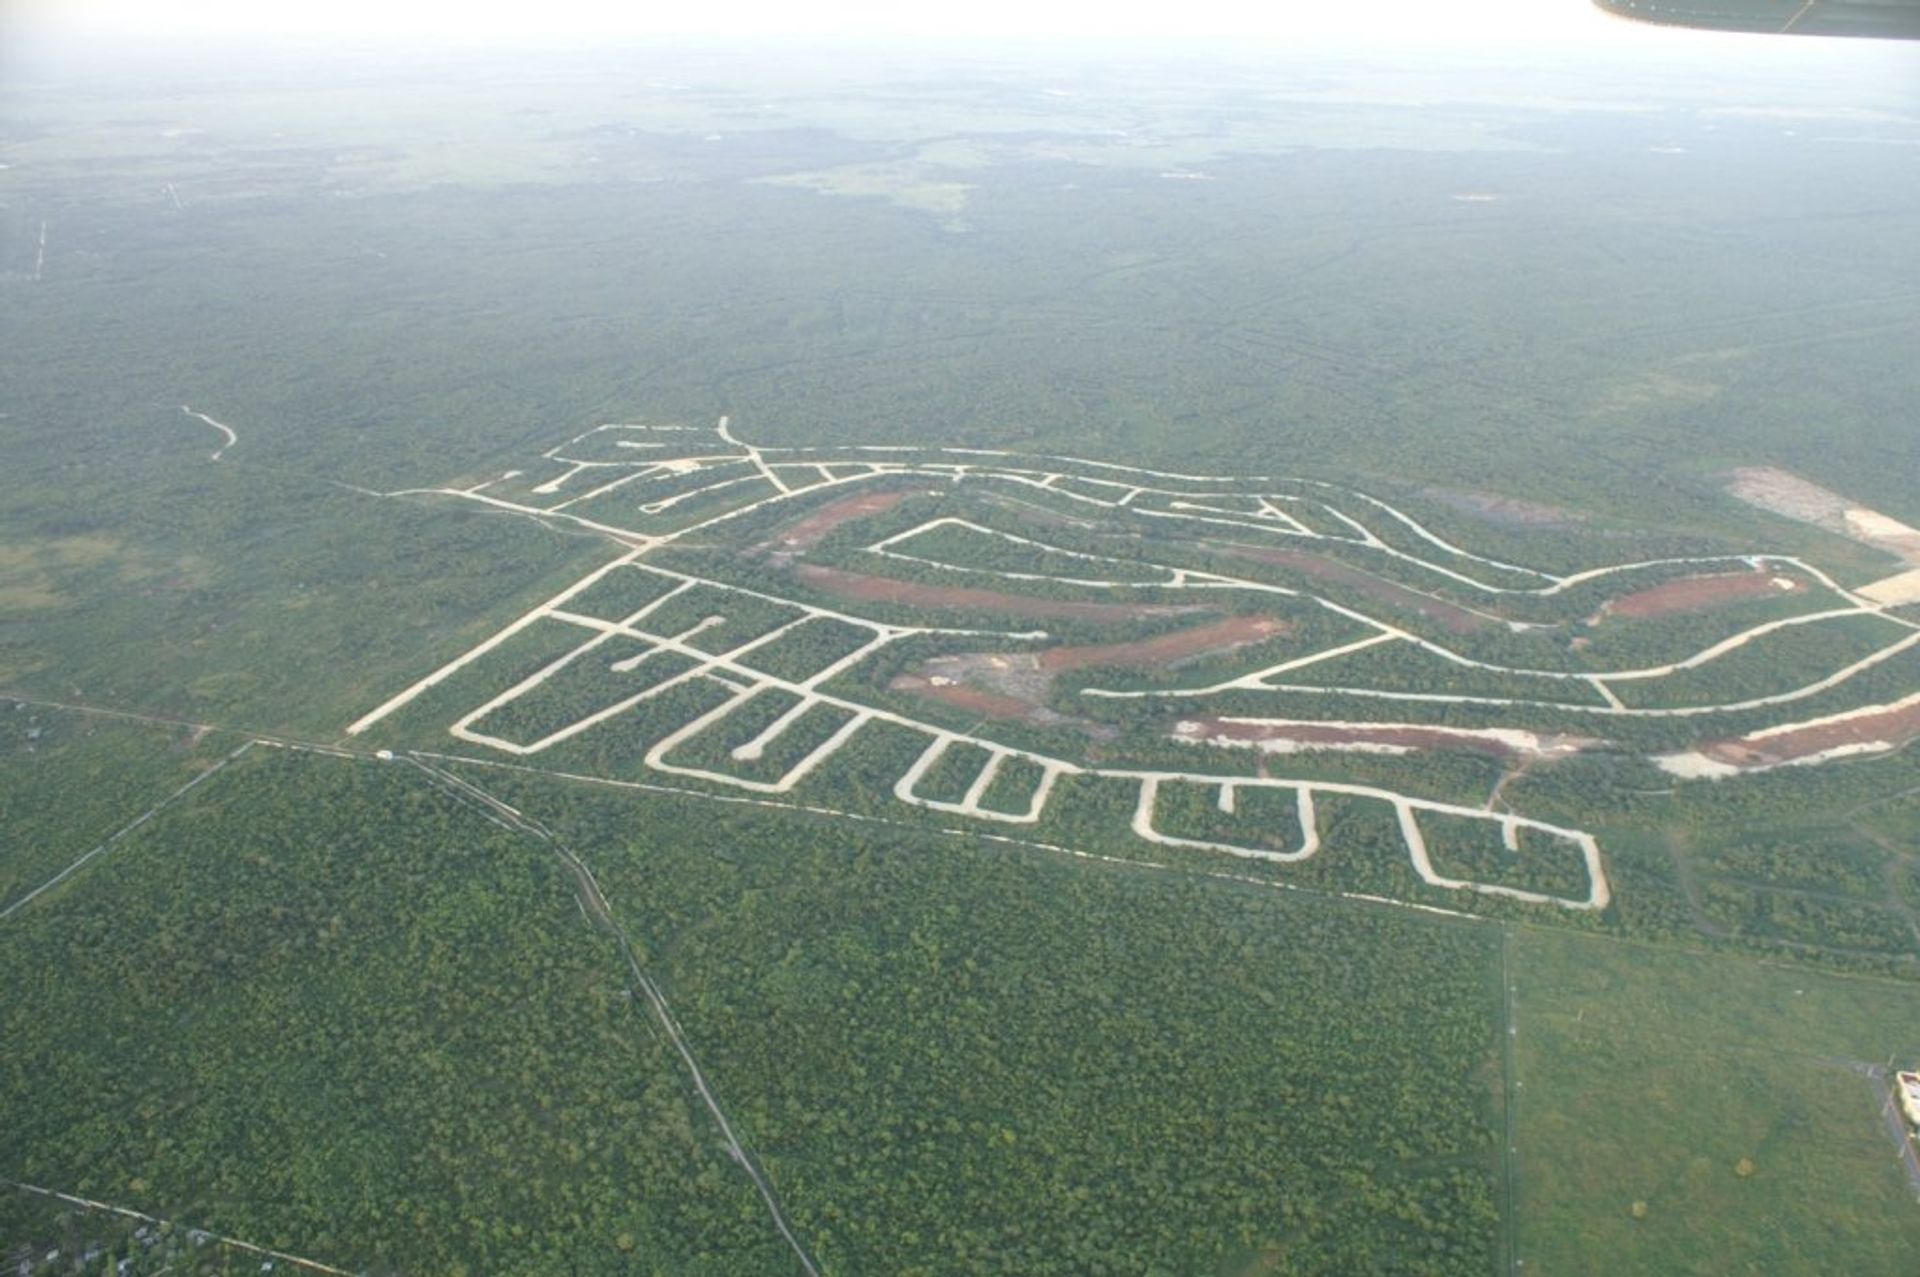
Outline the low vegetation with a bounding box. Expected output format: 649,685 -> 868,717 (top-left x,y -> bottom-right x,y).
1511,928 -> 1920,1275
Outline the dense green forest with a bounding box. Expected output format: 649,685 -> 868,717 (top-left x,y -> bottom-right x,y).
0,707 -> 230,914
0,745 -> 1508,1275
0,750 -> 790,1275
468,767 -> 1511,1276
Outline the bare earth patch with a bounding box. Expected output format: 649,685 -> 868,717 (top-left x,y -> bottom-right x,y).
1599,569 -> 1806,621
1859,569 -> 1920,607
1726,466 -> 1861,535
1175,716 -> 1596,761
761,488 -> 932,555
1703,694 -> 1920,771
1037,615 -> 1291,672
890,616 -> 1289,724
795,564 -> 1206,622
888,674 -> 1046,722
1727,467 -> 1920,587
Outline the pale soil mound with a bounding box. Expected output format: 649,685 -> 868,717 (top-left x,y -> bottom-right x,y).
1860,569 -> 1920,607
1178,716 -> 1594,761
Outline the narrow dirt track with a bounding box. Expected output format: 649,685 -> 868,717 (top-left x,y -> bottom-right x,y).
406,759 -> 823,1277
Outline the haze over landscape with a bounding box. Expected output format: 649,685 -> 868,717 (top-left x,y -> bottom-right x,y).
4,2 -> 1920,1273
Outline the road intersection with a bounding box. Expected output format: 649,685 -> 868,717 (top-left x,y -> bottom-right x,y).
347,417 -> 1920,914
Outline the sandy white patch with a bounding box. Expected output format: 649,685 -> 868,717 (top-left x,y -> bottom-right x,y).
1654,751 -> 1741,780
1858,569 -> 1920,606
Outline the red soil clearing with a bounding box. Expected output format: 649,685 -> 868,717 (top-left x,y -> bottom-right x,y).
1604,569 -> 1806,620
889,674 -> 1038,721
1704,696 -> 1920,768
1186,716 -> 1522,759
797,564 -> 1205,622
1218,545 -> 1491,635
765,488 -> 931,552
889,616 -> 1293,723
1037,615 -> 1291,672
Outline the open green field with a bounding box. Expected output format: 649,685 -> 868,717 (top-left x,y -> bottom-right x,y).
1511,928 -> 1920,1275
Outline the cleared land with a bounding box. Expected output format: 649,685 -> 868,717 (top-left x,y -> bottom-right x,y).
1687,691 -> 1920,774
340,420 -> 1920,914
1728,467 -> 1920,606
760,487 -> 933,554
1040,614 -> 1291,671
1175,715 -> 1591,762
888,671 -> 1053,723
893,614 -> 1293,719
1600,568 -> 1806,620
796,563 -> 1203,621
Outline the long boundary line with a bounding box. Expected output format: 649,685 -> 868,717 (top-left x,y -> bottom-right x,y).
4,694 -> 1908,982
414,747 -> 1487,925
2,736 -> 821,1273
3,1179 -> 354,1275
1499,927 -> 1521,1276
0,741 -> 254,922
402,756 -> 823,1277
0,693 -> 1540,921
3,711 -> 1909,1277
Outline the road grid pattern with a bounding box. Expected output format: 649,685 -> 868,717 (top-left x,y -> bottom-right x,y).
344,417 -> 1920,915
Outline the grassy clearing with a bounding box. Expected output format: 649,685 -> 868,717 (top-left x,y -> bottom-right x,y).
1511,927 -> 1920,1276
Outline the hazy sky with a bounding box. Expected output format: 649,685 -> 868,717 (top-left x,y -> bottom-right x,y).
8,0 -> 1917,114
13,0 -> 1643,45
